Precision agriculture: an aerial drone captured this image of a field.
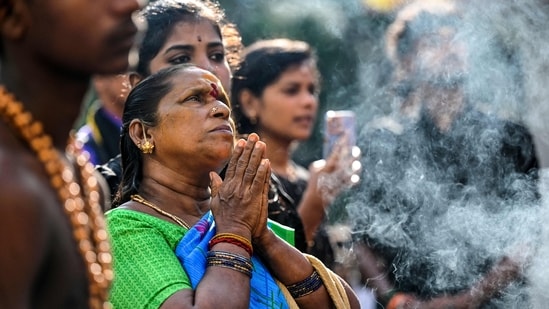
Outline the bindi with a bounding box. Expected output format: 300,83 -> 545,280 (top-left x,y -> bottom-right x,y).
209,83 -> 219,98
197,35 -> 202,42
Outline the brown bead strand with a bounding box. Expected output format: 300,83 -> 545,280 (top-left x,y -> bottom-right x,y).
0,87 -> 113,309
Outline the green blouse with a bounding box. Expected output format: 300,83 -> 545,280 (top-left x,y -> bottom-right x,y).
106,209 -> 190,309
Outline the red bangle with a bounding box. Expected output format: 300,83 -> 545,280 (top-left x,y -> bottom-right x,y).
386,292 -> 414,309
208,233 -> 253,256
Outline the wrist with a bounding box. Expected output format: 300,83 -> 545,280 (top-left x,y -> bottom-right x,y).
253,229 -> 279,256
209,232 -> 253,257
215,225 -> 252,241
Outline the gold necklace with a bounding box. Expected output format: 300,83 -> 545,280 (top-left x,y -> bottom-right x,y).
0,87 -> 112,309
131,194 -> 191,229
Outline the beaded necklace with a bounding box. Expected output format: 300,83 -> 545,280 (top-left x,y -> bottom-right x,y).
0,86 -> 112,309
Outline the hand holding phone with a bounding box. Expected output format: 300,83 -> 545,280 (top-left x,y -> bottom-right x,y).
323,110 -> 356,159
313,110 -> 361,203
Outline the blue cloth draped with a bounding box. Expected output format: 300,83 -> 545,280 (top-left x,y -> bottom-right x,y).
175,211 -> 290,309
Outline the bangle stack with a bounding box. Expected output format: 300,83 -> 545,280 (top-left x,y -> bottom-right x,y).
206,250 -> 253,278
285,270 -> 323,299
208,232 -> 253,256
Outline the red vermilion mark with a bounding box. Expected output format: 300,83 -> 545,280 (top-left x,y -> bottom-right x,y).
209,83 -> 219,98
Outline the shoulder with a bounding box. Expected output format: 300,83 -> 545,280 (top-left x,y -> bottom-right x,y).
106,207 -> 153,228
365,115 -> 406,135
360,115 -> 407,147
106,208 -> 185,245
107,207 -> 190,309
473,111 -> 537,149
96,154 -> 122,200
97,154 -> 122,178
467,111 -> 539,171
292,163 -> 310,182
357,116 -> 407,158
75,124 -> 93,144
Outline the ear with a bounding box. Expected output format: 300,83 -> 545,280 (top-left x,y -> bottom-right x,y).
238,89 -> 261,120
0,0 -> 31,41
128,72 -> 143,88
128,119 -> 153,147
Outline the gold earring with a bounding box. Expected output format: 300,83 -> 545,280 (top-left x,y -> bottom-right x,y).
139,122 -> 154,154
140,140 -> 154,154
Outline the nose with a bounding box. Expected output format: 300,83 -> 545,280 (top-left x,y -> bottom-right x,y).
210,102 -> 231,119
194,56 -> 215,74
302,92 -> 318,109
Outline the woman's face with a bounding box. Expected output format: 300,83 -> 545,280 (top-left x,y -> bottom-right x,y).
148,19 -> 232,94
150,67 -> 233,173
256,62 -> 318,142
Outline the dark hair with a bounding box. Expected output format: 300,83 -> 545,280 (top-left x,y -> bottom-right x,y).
115,64 -> 195,204
231,38 -> 319,134
384,0 -> 463,105
136,0 -> 242,77
385,0 -> 462,66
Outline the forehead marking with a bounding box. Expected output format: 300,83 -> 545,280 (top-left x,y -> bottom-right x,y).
209,83 -> 218,98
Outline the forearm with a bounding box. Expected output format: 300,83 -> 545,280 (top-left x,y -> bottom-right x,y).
379,255 -> 523,309
467,256 -> 521,306
354,241 -> 394,296
297,187 -> 326,243
168,241 -> 252,308
195,229 -> 253,307
255,230 -> 335,309
162,267 -> 251,309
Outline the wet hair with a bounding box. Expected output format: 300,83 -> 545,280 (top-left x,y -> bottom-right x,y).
115,64 -> 195,204
231,38 -> 319,134
135,0 -> 242,77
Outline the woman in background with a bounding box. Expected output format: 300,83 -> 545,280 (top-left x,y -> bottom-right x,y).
231,38 -> 359,268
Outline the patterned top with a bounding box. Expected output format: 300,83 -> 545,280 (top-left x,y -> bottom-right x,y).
106,209 -> 190,309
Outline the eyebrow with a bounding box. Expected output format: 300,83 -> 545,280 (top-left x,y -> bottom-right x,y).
176,85 -> 209,102
164,42 -> 225,54
179,80 -> 219,97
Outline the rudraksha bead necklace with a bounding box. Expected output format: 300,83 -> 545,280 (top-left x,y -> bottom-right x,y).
0,86 -> 113,308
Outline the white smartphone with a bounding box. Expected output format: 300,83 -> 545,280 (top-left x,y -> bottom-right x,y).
322,110 -> 356,159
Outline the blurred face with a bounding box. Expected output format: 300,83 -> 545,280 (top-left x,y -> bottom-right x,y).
410,27 -> 468,127
411,26 -> 468,84
256,62 -> 318,142
150,67 -> 233,172
93,74 -> 131,118
22,0 -> 143,75
148,19 -> 232,94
